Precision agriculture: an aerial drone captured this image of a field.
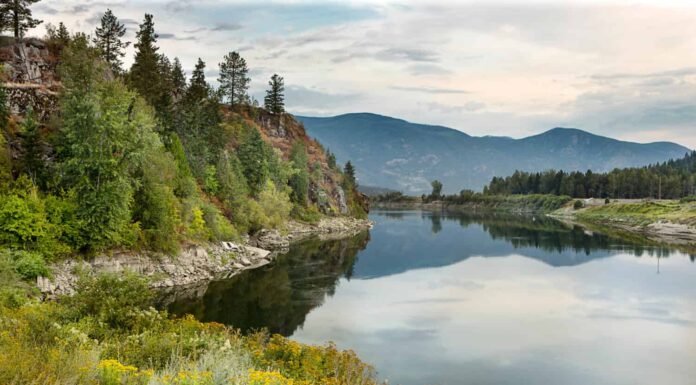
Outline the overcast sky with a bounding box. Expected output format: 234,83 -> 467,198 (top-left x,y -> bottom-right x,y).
31,0 -> 696,148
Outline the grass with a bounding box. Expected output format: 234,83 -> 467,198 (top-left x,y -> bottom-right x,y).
575,200 -> 696,227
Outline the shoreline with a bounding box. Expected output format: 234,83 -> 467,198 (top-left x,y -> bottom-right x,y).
376,199 -> 696,250
37,216 -> 373,298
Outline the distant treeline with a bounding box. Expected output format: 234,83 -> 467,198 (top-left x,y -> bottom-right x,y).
484,151 -> 696,199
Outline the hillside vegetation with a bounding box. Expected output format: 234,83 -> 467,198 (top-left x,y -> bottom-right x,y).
0,5 -> 376,384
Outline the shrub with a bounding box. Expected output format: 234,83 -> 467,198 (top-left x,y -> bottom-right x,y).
11,250 -> 49,280
573,200 -> 584,210
63,272 -> 154,332
605,198 -> 611,204
258,180 -> 292,229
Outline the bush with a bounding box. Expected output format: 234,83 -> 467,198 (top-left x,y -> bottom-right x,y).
573,200 -> 584,210
605,198 -> 611,204
63,272 -> 154,332
11,250 -> 49,280
291,204 -> 322,224
258,180 -> 292,229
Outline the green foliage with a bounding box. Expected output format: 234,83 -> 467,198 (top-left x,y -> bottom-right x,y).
0,129 -> 11,190
680,195 -> 696,203
343,161 -> 356,188
201,202 -> 237,241
288,140 -> 309,206
429,180 -> 443,200
63,272 -> 154,331
217,151 -> 249,212
574,200 -> 584,210
93,9 -> 130,73
128,14 -> 161,108
237,126 -> 270,196
58,39 -> 165,251
486,151 -> 696,200
0,0 -> 43,38
203,164 -> 219,195
0,190 -> 56,254
10,250 -> 48,280
257,180 -> 293,229
167,133 -> 198,198
133,149 -> 180,253
218,51 -> 250,107
18,108 -> 44,186
264,74 -> 285,114
291,204 -> 322,224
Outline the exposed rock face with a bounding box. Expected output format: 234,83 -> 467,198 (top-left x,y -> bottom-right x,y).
38,217 -> 373,299
0,38 -> 60,120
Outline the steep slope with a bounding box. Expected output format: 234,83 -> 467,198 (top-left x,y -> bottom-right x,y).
298,113 -> 691,194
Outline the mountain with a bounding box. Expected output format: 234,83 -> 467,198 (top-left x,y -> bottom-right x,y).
297,113 -> 691,194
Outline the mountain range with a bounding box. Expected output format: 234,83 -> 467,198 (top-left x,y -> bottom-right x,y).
298,113 -> 692,194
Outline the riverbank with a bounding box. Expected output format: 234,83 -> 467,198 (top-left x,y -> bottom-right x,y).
37,216 -> 373,298
374,194 -> 571,214
552,198 -> 696,246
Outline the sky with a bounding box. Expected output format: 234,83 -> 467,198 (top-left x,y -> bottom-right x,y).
31,0 -> 696,148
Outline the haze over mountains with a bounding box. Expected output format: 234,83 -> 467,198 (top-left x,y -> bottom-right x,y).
298,113 -> 692,194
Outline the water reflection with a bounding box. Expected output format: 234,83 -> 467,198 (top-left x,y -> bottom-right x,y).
167,231 -> 369,335
166,210 -> 696,385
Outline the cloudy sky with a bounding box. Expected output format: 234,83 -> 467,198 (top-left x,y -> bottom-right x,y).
31,0 -> 696,148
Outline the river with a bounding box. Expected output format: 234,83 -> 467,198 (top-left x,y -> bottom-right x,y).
167,210 -> 696,385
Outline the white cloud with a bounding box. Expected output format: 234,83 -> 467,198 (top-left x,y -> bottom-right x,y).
29,1 -> 696,148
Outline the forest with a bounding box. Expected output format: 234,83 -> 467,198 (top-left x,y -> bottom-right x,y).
483,151 -> 696,199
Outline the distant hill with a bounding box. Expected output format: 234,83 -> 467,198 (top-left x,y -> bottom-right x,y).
298,113 -> 691,194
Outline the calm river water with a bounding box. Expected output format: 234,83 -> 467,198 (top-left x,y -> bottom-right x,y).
168,210 -> 696,385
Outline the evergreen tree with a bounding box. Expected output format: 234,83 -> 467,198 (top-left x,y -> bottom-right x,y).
343,161 -> 356,186
45,21 -> 70,46
288,140 -> 309,206
218,51 -> 250,107
237,127 -> 269,197
129,14 -> 160,107
93,9 -> 130,73
171,57 -> 187,102
217,150 -> 249,215
264,74 -> 285,114
0,0 -> 42,38
19,108 -> 43,185
185,58 -> 209,103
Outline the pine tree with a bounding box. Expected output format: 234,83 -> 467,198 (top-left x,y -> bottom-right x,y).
237,127 -> 269,197
171,57 -> 187,102
185,58 -> 209,102
129,14 -> 160,107
0,0 -> 43,38
218,51 -> 250,107
344,161 -> 356,186
93,9 -> 130,73
264,74 -> 285,114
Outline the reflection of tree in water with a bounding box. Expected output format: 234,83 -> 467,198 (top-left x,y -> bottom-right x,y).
425,211 -> 690,259
167,231 -> 370,336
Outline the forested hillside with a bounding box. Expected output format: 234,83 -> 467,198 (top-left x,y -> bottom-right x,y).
299,113 -> 690,193
0,13 -> 367,269
485,151 -> 696,199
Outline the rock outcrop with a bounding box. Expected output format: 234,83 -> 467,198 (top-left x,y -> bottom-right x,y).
0,38 -> 60,120
38,217 -> 373,299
